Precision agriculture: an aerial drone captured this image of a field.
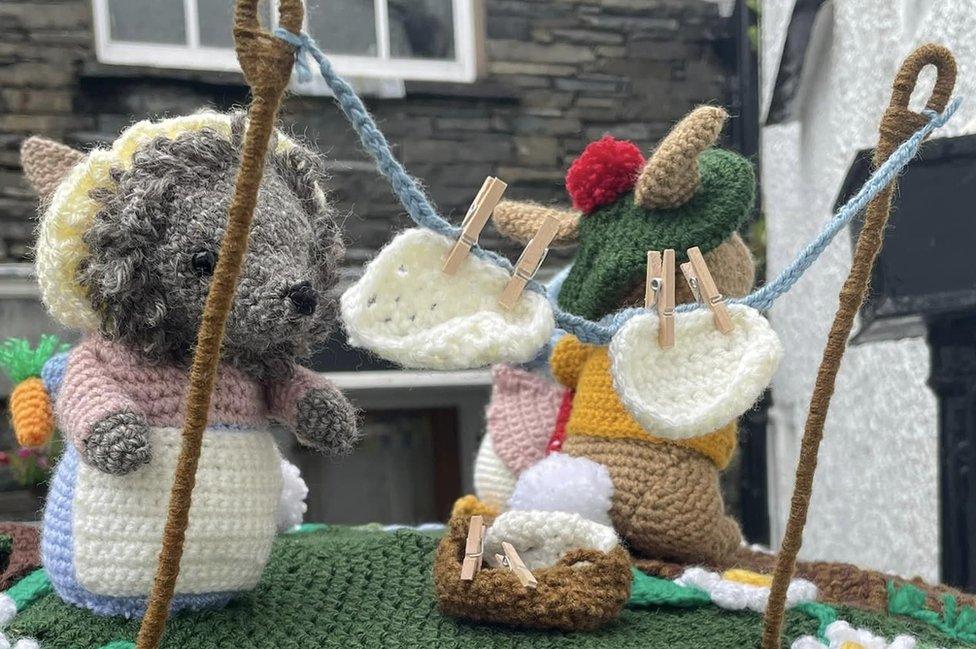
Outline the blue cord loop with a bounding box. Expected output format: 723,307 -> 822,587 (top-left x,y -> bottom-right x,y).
276,28 -> 962,346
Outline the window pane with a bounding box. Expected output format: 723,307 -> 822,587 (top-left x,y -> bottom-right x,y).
388,0 -> 455,60
108,0 -> 186,45
306,0 -> 377,56
198,0 -> 273,48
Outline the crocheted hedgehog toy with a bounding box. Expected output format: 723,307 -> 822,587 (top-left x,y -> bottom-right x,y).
491,106 -> 757,565
18,112 -> 359,618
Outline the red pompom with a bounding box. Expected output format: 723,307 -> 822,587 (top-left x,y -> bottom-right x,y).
565,136 -> 645,214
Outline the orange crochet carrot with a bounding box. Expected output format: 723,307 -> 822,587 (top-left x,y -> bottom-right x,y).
9,378 -> 54,448
0,336 -> 67,448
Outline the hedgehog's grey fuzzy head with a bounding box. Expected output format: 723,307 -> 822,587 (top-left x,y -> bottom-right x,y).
78,114 -> 344,379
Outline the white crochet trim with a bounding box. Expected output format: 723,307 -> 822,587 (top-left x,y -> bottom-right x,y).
507,453 -> 613,527
73,427 -> 282,597
0,595 -> 15,628
472,435 -> 517,510
277,457 -> 309,532
485,510 -> 619,571
675,567 -> 816,613
340,228 -> 555,370
610,304 -> 782,439
791,621 -> 917,649
35,112 -> 302,330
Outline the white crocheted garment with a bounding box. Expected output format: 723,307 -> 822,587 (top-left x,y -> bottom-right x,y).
609,304 -> 782,439
472,435 -> 517,511
340,228 -> 555,370
72,427 -> 282,597
485,510 -> 619,571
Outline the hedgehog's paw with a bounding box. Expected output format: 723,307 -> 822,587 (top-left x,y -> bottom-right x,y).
83,412 -> 152,475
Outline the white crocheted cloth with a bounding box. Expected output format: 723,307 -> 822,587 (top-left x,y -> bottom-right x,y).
507,453 -> 613,527
472,435 -> 517,510
485,510 -> 619,571
72,427 -> 282,597
610,304 -> 782,439
340,228 -> 555,370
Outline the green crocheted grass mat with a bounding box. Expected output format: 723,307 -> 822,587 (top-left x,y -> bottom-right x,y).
6,526 -> 967,648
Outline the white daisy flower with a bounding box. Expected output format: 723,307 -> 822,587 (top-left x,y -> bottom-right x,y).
791,620 -> 917,649
674,567 -> 817,613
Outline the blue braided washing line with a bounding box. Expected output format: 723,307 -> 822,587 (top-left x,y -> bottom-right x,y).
277,28 -> 962,345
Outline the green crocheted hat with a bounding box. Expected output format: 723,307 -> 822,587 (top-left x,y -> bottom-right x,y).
491,106 -> 756,321
559,148 -> 754,320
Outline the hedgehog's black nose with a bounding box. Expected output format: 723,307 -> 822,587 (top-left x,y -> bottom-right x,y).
287,281 -> 317,316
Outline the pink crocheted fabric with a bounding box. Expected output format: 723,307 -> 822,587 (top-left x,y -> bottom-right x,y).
486,364 -> 568,474
56,336 -> 329,450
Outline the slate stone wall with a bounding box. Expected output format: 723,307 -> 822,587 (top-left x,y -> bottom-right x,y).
0,0 -> 735,272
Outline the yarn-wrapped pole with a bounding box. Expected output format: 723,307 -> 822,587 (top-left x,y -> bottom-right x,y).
134,1 -> 302,648
761,44 -> 957,649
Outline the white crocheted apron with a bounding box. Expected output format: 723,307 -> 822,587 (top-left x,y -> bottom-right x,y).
71,427 -> 282,597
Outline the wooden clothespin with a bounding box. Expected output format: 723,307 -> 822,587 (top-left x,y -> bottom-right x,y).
497,214 -> 560,309
460,515 -> 487,581
500,542 -> 538,589
646,249 -> 675,348
442,177 -> 508,275
680,246 -> 733,334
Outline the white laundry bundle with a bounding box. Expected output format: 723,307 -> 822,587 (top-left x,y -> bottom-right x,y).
484,510 -> 621,571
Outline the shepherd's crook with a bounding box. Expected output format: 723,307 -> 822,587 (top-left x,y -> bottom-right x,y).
761,43 -> 957,649
135,1 -> 303,647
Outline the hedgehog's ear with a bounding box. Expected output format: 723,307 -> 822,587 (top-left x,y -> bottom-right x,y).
20,136 -> 85,204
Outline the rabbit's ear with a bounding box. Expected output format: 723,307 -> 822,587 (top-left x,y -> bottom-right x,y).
20,136 -> 85,204
634,105 -> 727,209
491,200 -> 580,247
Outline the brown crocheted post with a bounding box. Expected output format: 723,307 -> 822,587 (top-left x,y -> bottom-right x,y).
761,44 -> 957,649
135,2 -> 302,648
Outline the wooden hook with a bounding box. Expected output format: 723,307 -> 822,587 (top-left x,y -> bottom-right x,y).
443,177 -> 507,275
680,246 -> 733,334
646,249 -> 675,348
498,214 -> 560,310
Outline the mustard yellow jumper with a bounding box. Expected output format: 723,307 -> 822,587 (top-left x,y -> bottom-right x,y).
549,334 -> 737,469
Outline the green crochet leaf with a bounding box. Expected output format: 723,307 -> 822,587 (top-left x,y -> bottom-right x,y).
5,569 -> 52,610
285,522 -> 328,534
793,601 -> 838,642
626,567 -> 712,608
888,580 -> 976,643
0,336 -> 69,384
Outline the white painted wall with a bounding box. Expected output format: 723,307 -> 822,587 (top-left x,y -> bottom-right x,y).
760,0 -> 976,583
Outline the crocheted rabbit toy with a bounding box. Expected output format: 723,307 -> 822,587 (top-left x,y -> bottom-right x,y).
491,106 -> 757,565
18,112 -> 360,618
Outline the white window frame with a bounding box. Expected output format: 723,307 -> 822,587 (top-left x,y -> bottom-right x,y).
91,0 -> 482,84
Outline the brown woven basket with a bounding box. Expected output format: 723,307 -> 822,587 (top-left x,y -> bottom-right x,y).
433,508 -> 632,632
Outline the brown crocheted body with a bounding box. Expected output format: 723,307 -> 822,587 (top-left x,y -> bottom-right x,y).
563,435 -> 741,565
433,514 -> 632,631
